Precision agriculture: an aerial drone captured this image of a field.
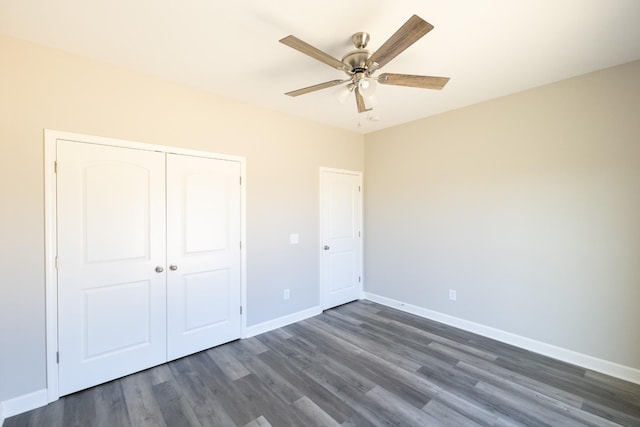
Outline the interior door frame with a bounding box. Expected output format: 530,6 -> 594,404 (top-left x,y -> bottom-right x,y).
44,129 -> 247,403
319,167 -> 363,310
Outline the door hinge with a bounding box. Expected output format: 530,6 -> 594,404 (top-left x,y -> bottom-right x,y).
239,176 -> 242,185
358,231 -> 361,238
240,306 -> 243,315
54,161 -> 58,173
359,276 -> 361,283
55,256 -> 59,269
239,241 -> 242,250
359,186 -> 361,192
56,351 -> 59,363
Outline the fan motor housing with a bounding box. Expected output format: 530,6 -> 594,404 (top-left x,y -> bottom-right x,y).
342,49 -> 371,74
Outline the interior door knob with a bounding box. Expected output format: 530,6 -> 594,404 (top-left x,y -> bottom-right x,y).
169,264 -> 178,271
324,245 -> 330,250
155,266 -> 164,273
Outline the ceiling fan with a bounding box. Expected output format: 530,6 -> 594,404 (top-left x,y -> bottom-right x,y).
280,15 -> 450,114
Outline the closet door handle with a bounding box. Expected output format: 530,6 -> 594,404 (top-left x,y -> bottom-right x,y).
169,265 -> 178,271
155,266 -> 164,273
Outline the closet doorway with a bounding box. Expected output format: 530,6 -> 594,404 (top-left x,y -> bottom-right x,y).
45,131 -> 245,398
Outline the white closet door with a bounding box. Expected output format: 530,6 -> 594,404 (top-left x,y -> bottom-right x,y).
57,140 -> 167,396
166,154 -> 242,360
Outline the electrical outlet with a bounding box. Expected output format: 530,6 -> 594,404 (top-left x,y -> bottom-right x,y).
284,289 -> 290,300
449,289 -> 457,301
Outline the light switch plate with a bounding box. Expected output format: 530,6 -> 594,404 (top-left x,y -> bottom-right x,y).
290,233 -> 299,244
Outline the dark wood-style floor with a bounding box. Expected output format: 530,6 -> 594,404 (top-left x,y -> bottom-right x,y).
5,300 -> 640,426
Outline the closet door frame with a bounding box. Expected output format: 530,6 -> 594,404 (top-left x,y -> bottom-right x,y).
44,129 -> 247,403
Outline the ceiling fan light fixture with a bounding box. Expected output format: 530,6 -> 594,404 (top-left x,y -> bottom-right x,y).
358,77 -> 377,98
335,83 -> 355,104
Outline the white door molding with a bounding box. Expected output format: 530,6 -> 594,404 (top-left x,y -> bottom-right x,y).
44,129 -> 247,402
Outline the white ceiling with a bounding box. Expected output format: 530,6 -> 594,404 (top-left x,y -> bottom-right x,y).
2,0 -> 640,133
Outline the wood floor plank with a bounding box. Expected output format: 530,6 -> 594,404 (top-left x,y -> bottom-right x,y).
308,311 -> 424,372
61,385 -> 98,427
581,399 -> 640,426
148,363 -> 175,386
283,332 -> 378,395
428,340 -> 498,364
231,374 -> 309,426
357,312 -> 499,362
167,362 -> 236,427
322,309 -> 463,369
206,344 -> 251,381
262,334 -> 373,403
5,301 -> 639,427
585,370 -> 640,403
456,354 -> 585,408
152,380 -> 202,426
243,415 -> 272,427
364,385 -> 442,427
236,336 -> 270,355
255,334 -> 357,423
416,359 -> 479,391
2,399 -> 65,427
428,387 -> 526,427
291,396 -> 341,427
421,399 -> 484,427
120,369 -> 168,427
262,329 -> 400,427
94,380 -> 132,427
186,351 -> 257,426
496,354 -> 640,418
225,341 -> 303,405
474,380 -> 592,426
457,361 -> 621,427
299,318 -> 436,408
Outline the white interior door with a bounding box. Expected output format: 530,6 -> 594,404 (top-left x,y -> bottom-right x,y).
166,154 -> 242,360
57,140 -> 167,396
320,169 -> 363,310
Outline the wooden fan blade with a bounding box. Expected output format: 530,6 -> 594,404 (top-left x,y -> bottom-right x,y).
378,73 -> 450,90
280,35 -> 345,70
285,80 -> 347,97
367,15 -> 434,70
355,87 -> 372,113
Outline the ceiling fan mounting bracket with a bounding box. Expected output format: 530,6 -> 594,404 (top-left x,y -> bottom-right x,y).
351,32 -> 370,49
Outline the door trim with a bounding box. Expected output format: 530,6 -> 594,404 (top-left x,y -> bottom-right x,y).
44,129 -> 247,402
318,167 -> 363,310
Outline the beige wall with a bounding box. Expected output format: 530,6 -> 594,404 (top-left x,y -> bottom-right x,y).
365,60 -> 640,370
0,35 -> 364,401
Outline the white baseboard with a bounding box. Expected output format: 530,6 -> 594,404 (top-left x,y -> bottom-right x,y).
364,292 -> 640,385
244,305 -> 322,338
0,388 -> 48,421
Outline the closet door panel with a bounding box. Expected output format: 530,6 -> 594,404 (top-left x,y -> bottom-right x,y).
57,140 -> 167,396
166,154 -> 242,360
